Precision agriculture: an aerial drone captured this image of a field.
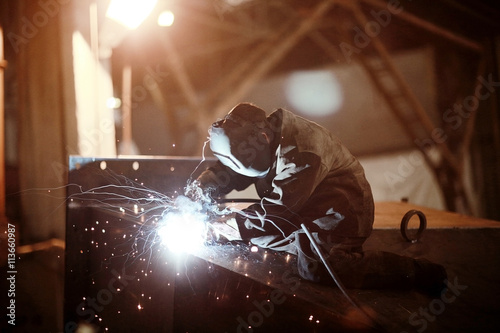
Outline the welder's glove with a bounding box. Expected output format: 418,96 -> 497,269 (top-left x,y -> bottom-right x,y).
196,169 -> 220,193
185,169 -> 219,200
184,173 -> 216,203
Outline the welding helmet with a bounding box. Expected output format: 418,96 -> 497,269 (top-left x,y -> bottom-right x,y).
209,103 -> 271,178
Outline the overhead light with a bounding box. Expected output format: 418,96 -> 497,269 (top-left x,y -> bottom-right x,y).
157,11 -> 175,27
106,0 -> 158,29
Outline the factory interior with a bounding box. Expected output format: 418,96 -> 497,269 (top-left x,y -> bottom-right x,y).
1,0 -> 500,332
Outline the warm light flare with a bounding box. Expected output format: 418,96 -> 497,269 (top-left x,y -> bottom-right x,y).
106,0 -> 158,29
158,11 -> 175,27
285,69 -> 343,117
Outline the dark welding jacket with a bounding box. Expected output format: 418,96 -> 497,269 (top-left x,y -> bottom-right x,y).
206,109 -> 374,260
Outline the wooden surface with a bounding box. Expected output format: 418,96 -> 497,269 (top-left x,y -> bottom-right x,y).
374,201 -> 500,229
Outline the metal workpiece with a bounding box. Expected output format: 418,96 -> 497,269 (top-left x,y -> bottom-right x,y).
64,157 -> 500,333
64,156 -> 363,332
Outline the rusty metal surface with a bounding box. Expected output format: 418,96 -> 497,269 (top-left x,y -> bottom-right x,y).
64,157 -> 500,332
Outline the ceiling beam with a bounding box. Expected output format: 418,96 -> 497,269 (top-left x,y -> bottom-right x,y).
209,0 -> 337,120
357,0 -> 483,53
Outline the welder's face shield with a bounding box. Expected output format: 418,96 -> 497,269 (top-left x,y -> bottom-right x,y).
209,120 -> 270,178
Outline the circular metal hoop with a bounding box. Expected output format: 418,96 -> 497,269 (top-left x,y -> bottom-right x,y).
400,209 -> 427,243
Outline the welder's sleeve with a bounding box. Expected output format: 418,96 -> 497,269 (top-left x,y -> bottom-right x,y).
235,152 -> 325,250
197,161 -> 255,196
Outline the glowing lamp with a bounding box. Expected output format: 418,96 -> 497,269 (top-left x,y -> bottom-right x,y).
158,11 -> 175,27
106,0 -> 158,29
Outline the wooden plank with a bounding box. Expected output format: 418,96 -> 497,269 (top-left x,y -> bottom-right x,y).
374,201 -> 500,229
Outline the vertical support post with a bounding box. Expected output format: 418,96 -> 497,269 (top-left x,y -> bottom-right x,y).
122,65 -> 133,154
0,26 -> 6,218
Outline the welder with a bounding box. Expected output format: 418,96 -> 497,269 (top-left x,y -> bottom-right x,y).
195,102 -> 447,294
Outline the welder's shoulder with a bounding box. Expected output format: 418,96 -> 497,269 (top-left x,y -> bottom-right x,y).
275,109 -> 347,170
291,120 -> 342,157
279,109 -> 335,145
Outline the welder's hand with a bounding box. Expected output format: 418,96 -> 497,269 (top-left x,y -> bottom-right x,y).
196,170 -> 219,193
185,170 -> 219,201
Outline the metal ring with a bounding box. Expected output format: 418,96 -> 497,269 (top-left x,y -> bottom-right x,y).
400,209 -> 427,243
